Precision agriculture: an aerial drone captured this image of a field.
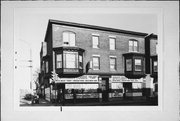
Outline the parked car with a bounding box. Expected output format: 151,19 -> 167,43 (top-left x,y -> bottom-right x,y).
31,94 -> 39,104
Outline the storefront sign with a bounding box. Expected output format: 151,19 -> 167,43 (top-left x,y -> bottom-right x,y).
55,75 -> 99,83
111,76 -> 143,83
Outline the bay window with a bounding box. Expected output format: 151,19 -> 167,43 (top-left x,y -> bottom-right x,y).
126,59 -> 132,71
63,51 -> 78,69
134,59 -> 142,71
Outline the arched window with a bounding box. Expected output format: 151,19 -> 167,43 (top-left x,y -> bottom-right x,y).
129,39 -> 138,52
63,31 -> 76,46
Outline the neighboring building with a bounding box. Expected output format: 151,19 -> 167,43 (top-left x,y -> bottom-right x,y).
39,19 -> 158,104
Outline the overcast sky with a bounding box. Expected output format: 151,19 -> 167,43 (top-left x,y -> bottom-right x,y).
14,8 -> 157,89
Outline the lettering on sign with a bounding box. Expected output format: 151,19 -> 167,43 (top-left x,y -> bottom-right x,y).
111,76 -> 143,83
55,75 -> 99,83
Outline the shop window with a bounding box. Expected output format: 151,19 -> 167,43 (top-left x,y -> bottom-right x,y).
56,54 -> 62,68
126,59 -> 132,71
110,57 -> 116,71
63,31 -> 75,46
134,59 -> 142,71
109,37 -> 116,50
92,35 -> 99,48
63,51 -> 78,68
92,56 -> 100,70
129,39 -> 138,52
154,61 -> 158,72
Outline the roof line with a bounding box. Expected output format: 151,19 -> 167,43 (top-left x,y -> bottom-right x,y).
48,19 -> 149,37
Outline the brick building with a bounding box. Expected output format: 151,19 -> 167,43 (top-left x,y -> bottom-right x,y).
39,19 -> 158,104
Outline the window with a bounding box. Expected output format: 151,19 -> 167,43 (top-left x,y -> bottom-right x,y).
79,55 -> 83,69
92,35 -> 99,48
92,56 -> 100,70
110,57 -> 116,71
154,61 -> 158,72
109,38 -> 116,50
45,61 -> 48,73
126,59 -> 132,71
134,59 -> 142,71
129,40 -> 138,52
63,51 -> 78,68
56,54 -> 62,68
63,32 -> 75,46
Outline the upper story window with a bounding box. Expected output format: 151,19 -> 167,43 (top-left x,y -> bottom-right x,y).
92,56 -> 100,70
45,61 -> 48,73
134,59 -> 142,71
110,57 -> 116,71
109,37 -> 116,50
63,51 -> 78,69
56,54 -> 62,69
63,31 -> 75,46
126,59 -> 132,71
129,39 -> 138,52
92,35 -> 99,48
153,61 -> 158,72
79,55 -> 83,69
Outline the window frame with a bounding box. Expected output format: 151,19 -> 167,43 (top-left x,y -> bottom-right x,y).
126,58 -> 132,72
129,39 -> 139,52
56,53 -> 62,69
109,57 -> 117,71
62,31 -> 76,46
92,56 -> 100,70
109,37 -> 116,50
92,34 -> 100,49
63,51 -> 78,69
134,58 -> 142,72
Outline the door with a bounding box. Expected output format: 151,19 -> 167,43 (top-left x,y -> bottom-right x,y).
102,78 -> 109,102
123,83 -> 132,98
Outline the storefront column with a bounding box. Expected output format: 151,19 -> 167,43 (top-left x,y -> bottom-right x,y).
143,74 -> 153,98
98,77 -> 102,102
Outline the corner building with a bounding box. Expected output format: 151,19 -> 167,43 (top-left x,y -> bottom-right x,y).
39,19 -> 158,103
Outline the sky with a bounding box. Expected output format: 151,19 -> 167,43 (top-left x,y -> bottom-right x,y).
14,8 -> 157,89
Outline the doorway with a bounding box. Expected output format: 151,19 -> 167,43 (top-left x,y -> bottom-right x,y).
101,78 -> 109,102
123,83 -> 132,99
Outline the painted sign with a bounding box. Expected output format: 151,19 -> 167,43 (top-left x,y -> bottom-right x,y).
55,75 -> 99,83
111,76 -> 143,83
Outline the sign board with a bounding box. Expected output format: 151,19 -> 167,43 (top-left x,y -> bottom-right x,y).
55,75 -> 99,83
111,76 -> 143,83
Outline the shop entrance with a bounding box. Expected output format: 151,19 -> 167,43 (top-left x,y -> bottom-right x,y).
56,84 -> 65,105
123,83 -> 132,98
101,78 -> 109,102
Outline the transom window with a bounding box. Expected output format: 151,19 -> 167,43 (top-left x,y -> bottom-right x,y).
134,59 -> 142,71
63,31 -> 75,46
129,40 -> 138,52
110,57 -> 116,71
109,38 -> 116,50
92,35 -> 99,48
92,56 -> 100,70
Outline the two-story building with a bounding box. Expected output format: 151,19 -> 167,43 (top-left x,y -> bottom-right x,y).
39,19 -> 158,104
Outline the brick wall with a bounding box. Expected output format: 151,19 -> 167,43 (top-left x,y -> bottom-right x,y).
51,24 -> 145,75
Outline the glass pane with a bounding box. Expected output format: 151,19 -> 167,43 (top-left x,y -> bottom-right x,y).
154,61 -> 158,72
64,52 -> 78,68
135,59 -> 142,71
126,59 -> 132,71
93,57 -> 99,69
79,55 -> 82,62
92,36 -> 99,48
56,54 -> 62,68
63,32 -> 69,43
110,38 -> 115,50
69,33 -> 75,46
